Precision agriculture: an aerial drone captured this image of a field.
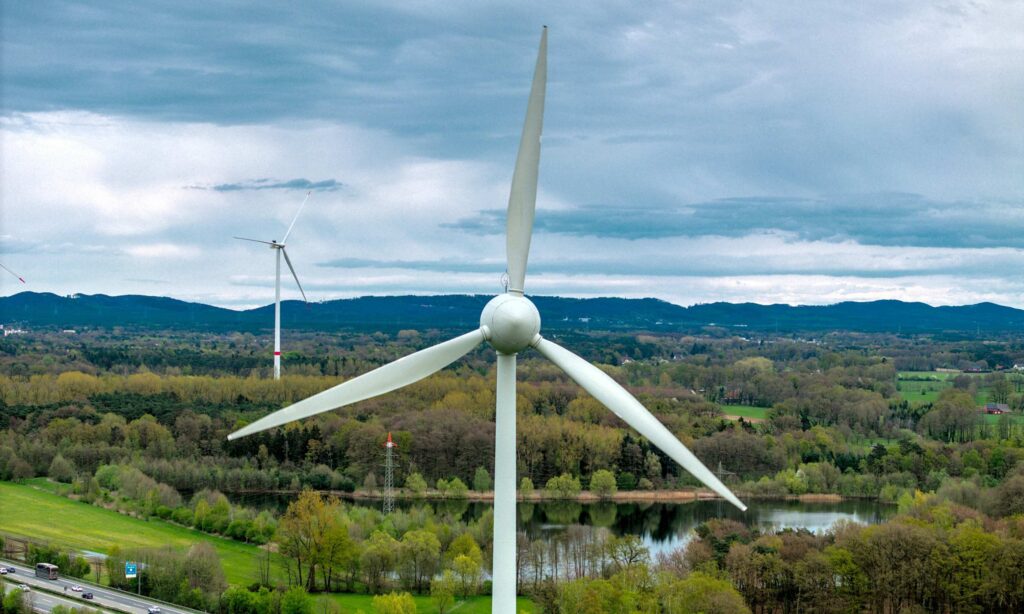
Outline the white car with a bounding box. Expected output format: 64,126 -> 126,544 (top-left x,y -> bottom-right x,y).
18,584 -> 30,591
148,607 -> 161,614
70,585 -> 83,592
0,568 -> 7,575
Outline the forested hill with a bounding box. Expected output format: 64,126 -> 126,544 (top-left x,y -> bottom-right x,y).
2,291 -> 1023,334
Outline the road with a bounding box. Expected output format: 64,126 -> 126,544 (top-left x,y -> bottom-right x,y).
1,560 -> 201,614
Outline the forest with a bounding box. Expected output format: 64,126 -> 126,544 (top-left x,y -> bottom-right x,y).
1,326 -> 1023,612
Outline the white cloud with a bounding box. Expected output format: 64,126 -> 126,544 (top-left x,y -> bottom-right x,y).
2,1 -> 1021,309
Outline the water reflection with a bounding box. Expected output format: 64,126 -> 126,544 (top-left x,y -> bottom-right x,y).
229,493 -> 892,554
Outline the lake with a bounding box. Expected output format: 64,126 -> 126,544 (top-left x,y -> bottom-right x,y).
227,493 -> 893,555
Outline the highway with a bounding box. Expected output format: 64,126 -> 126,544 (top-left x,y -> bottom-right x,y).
0,580 -> 112,614
1,560 -> 201,614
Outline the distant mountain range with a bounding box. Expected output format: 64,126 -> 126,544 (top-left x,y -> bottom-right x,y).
1,291 -> 1022,334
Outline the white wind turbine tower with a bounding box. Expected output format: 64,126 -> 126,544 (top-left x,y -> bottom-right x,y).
235,191 -> 311,380
228,28 -> 745,613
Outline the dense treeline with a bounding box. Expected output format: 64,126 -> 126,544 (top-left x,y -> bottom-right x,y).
526,486 -> 1024,613
2,327 -> 1024,612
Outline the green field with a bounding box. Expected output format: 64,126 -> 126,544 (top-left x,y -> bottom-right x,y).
0,481 -> 270,585
983,412 -> 1024,425
720,405 -> 768,421
896,378 -> 949,403
0,482 -> 536,613
898,371 -> 955,380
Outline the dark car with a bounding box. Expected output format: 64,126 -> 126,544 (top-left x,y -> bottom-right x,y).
82,592 -> 94,600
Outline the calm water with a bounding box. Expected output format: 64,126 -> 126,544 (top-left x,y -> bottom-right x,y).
227,493 -> 893,555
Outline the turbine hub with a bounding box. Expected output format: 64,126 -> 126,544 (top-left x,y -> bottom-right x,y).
480,294 -> 541,354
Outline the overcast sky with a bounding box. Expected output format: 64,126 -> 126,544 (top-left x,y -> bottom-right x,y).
2,1 -> 1022,309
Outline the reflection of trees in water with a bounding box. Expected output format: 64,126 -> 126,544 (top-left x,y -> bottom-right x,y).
434,498 -> 471,520
542,501 -> 583,525
586,502 -> 617,527
225,492 -> 894,546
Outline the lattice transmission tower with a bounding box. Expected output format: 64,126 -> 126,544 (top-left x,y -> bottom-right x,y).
383,432 -> 397,514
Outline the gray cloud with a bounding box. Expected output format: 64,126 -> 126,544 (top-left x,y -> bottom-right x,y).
448,193 -> 1024,249
3,1 -> 1023,308
190,178 -> 343,192
317,246 -> 1024,280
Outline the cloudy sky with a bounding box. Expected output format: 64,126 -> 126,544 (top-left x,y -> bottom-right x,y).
1,1 -> 1022,309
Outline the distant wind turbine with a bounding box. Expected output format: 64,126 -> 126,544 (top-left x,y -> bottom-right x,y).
0,263 -> 26,285
235,191 -> 311,380
227,28 -> 745,613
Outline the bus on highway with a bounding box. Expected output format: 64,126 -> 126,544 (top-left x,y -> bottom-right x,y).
35,563 -> 59,580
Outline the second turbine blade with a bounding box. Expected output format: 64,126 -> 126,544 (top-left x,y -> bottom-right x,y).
533,336 -> 747,511
229,328 -> 486,440
281,248 -> 307,302
505,27 -> 547,294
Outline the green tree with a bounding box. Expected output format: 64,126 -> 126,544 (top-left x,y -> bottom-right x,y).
3,588 -> 26,614
404,472 -> 427,496
361,531 -> 398,594
48,454 -> 76,483
452,554 -> 480,597
398,529 -> 441,593
370,592 -> 416,614
545,473 -> 581,498
659,572 -> 750,614
431,570 -> 457,614
519,477 -> 534,497
590,469 -> 617,498
280,587 -> 312,614
448,477 -> 468,498
472,467 -> 491,492
220,586 -> 261,614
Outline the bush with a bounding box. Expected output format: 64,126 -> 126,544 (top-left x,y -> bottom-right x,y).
48,454 -> 77,483
473,467 -> 492,492
371,592 -> 416,614
447,477 -> 468,498
617,472 -> 637,491
545,473 -> 582,498
405,472 -> 428,495
590,469 -> 617,498
520,477 -> 535,497
3,588 -> 26,614
280,587 -> 312,614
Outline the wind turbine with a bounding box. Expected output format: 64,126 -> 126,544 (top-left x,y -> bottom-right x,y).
227,28 -> 745,612
0,264 -> 26,285
235,191 -> 311,380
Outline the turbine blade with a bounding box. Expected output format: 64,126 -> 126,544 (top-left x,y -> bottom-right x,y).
280,248 -> 307,302
228,328 -> 486,440
533,336 -> 747,511
0,263 -> 26,284
281,191 -> 312,244
505,27 -> 547,295
234,236 -> 276,246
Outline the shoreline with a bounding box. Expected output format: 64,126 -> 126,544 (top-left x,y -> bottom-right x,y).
225,488 -> 852,505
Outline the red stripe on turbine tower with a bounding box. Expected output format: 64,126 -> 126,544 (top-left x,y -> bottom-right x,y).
274,351 -> 281,355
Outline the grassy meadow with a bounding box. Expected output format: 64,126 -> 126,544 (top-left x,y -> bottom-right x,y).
0,481 -> 537,612
720,404 -> 768,421
0,481 -> 273,585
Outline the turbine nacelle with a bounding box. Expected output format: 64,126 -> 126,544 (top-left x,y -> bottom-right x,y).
480,293 -> 541,354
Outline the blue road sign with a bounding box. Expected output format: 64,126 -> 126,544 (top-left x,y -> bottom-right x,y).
125,562 -> 137,579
